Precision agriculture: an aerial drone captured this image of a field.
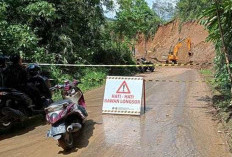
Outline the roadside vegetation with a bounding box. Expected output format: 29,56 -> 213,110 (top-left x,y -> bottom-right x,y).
0,0 -> 162,133
1,0 -> 231,106
2,0 -> 232,142
176,0 -> 209,22
176,0 -> 232,148
0,0 -> 161,94
201,0 -> 232,131
176,0 -> 232,102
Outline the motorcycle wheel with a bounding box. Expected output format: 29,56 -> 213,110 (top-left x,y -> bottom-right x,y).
149,67 -> 155,72
143,67 -> 148,72
0,108 -> 14,132
0,120 -> 13,132
58,132 -> 74,151
137,63 -> 144,73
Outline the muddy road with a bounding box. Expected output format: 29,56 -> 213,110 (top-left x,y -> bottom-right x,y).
0,68 -> 231,157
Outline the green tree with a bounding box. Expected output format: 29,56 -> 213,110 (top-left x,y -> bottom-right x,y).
113,0 -> 161,55
0,1 -> 43,58
0,0 -> 137,86
177,0 -> 210,22
0,0 -> 114,63
201,0 -> 232,97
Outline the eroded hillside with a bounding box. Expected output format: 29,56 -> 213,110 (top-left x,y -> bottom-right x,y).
135,20 -> 215,64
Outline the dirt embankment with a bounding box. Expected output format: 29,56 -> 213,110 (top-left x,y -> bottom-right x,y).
135,20 -> 215,64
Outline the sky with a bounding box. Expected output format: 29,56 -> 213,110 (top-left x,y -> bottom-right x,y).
105,0 -> 177,18
146,0 -> 177,8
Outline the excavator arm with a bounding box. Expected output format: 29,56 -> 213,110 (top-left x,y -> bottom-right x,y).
186,38 -> 192,56
173,42 -> 182,57
167,42 -> 182,64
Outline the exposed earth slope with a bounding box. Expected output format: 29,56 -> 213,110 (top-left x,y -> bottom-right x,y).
135,20 -> 215,64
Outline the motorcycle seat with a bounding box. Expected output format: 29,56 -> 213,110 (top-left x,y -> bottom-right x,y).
49,99 -> 72,107
46,99 -> 72,112
0,87 -> 17,92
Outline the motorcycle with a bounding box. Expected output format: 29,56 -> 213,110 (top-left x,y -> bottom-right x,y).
136,58 -> 155,73
27,64 -> 52,101
46,80 -> 87,150
0,63 -> 52,131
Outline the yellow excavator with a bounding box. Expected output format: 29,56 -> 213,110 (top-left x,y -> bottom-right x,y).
166,38 -> 192,64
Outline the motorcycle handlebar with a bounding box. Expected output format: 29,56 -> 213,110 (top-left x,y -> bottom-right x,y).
49,80 -> 82,91
49,84 -> 64,91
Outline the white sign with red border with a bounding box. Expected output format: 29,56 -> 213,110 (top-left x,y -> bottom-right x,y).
102,76 -> 144,115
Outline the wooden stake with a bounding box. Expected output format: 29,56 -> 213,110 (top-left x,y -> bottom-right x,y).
143,80 -> 146,114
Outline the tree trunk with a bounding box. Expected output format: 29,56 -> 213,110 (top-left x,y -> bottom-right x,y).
215,0 -> 232,98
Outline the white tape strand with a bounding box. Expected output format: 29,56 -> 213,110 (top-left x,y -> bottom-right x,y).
24,62 -> 213,67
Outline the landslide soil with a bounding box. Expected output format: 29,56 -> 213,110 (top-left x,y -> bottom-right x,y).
135,20 -> 215,64
0,68 -> 231,157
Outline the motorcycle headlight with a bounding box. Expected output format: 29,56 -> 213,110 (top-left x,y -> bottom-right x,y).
50,113 -> 59,123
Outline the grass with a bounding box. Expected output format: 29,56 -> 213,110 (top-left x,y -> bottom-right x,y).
200,68 -> 218,90
79,68 -> 107,92
52,68 -> 107,101
201,68 -> 232,151
52,67 -> 138,101
200,69 -> 213,76
200,68 -> 231,111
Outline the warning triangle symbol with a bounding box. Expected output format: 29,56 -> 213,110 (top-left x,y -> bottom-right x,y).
116,81 -> 131,94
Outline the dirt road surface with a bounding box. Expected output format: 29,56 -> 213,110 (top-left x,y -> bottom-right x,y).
0,68 -> 231,157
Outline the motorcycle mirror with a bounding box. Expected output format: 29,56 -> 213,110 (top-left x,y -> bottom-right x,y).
64,80 -> 69,84
73,79 -> 81,84
57,84 -> 64,89
44,108 -> 48,113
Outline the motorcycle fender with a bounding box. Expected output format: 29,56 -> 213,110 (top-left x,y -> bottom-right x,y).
47,123 -> 66,138
53,134 -> 62,140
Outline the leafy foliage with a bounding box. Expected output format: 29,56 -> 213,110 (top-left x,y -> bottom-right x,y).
200,0 -> 232,95
0,0 -> 111,63
114,0 -> 161,39
176,0 -> 210,22
1,0 -> 153,94
110,0 -> 161,54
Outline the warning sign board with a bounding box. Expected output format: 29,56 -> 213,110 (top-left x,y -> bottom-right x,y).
116,81 -> 131,94
102,76 -> 144,115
